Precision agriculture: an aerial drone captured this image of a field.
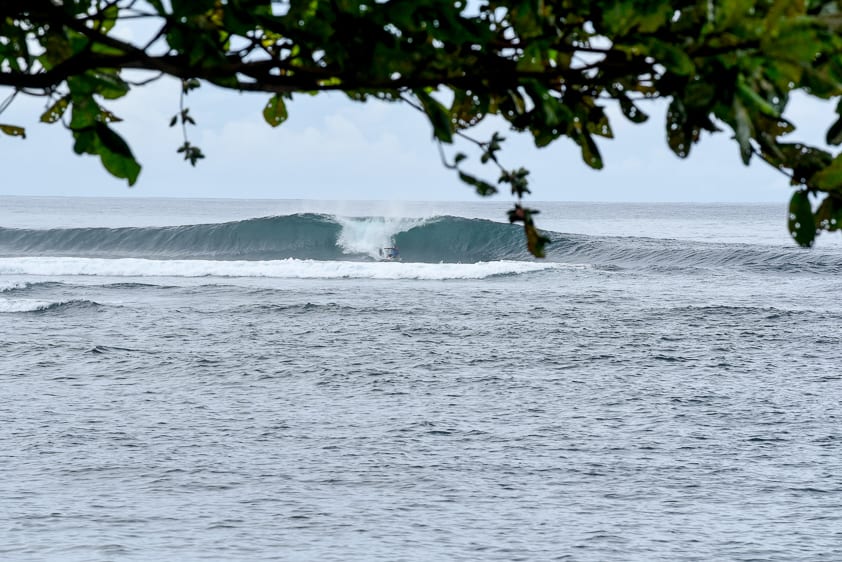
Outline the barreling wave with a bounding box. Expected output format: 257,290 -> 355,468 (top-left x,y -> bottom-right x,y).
0,214 -> 530,263
1,213 -> 840,272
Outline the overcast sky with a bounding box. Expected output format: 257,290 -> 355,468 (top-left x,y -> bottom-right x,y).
1,75 -> 835,203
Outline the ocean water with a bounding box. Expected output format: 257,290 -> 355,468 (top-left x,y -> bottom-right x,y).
2,196 -> 842,561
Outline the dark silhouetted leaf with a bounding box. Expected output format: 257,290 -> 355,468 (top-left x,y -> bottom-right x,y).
733,98 -> 753,165
578,131 -> 604,170
94,123 -> 141,185
815,194 -> 842,231
458,171 -> 496,196
619,96 -> 649,124
666,99 -> 692,159
416,89 -> 453,143
808,153 -> 842,191
788,190 -> 815,247
827,118 -> 842,146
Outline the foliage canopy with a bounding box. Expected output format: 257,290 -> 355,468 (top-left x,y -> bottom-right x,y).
4,0 -> 842,254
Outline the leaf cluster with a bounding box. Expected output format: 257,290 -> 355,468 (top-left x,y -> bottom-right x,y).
4,1 -> 842,251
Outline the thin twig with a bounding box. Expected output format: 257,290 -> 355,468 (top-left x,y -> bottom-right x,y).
0,90 -> 18,115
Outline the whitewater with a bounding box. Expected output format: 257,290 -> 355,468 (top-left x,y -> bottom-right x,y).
3,196 -> 842,561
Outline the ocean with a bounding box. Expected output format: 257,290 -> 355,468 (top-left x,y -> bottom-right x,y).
2,196 -> 841,561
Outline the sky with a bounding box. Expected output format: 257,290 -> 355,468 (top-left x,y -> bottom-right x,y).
1,73 -> 836,204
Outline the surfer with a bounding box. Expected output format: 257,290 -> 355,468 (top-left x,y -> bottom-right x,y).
379,246 -> 400,261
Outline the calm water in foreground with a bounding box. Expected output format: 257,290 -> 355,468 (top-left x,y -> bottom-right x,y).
2,197 -> 842,561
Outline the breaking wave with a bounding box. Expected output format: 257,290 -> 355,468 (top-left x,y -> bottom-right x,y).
0,214 -> 529,263
0,298 -> 100,313
0,213 -> 839,273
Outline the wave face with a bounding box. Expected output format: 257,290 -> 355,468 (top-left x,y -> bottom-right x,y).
0,214 -> 530,263
0,297 -> 99,313
1,212 -> 840,273
550,234 -> 842,274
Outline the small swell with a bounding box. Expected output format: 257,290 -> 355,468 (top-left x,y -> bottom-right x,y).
0,298 -> 101,314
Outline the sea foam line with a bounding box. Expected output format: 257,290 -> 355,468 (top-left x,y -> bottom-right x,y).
0,280 -> 29,292
0,257 -> 571,280
0,297 -> 61,313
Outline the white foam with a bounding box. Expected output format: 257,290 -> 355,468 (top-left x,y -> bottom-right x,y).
0,280 -> 28,292
335,217 -> 427,259
0,297 -> 57,313
0,257 -> 569,280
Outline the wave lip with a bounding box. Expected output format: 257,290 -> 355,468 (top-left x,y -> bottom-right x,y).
0,257 -> 567,280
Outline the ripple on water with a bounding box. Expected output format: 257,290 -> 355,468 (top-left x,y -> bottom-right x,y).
4,269 -> 842,561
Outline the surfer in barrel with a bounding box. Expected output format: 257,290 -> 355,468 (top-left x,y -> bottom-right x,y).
379,245 -> 400,261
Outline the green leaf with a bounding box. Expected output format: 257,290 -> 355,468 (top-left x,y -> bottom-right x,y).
67,72 -> 129,100
507,205 -> 550,258
778,143 -> 833,185
788,190 -> 815,247
99,142 -> 141,185
450,90 -> 488,130
94,123 -> 141,185
578,131 -> 604,170
171,0 -> 216,17
72,124 -> 141,186
40,95 -> 71,123
827,117 -> 842,146
499,167 -> 531,197
523,221 -> 550,258
69,96 -> 99,129
645,38 -> 695,76
95,73 -> 130,100
619,96 -> 649,124
262,94 -> 289,127
827,99 -> 842,146
72,128 -> 98,155
733,98 -> 753,165
808,153 -> 842,191
415,89 -> 453,143
666,99 -> 693,159
587,106 -> 613,139
737,78 -> 779,118
602,2 -> 672,35
0,124 -> 26,138
765,0 -> 807,29
815,195 -> 842,231
458,171 -> 497,196
95,3 -> 119,33
182,78 -> 201,93
763,20 -> 823,65
602,3 -> 637,35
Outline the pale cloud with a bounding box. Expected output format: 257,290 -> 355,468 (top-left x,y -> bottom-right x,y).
0,76 -> 830,203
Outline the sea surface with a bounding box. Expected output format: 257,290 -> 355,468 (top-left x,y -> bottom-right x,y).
2,196 -> 842,561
